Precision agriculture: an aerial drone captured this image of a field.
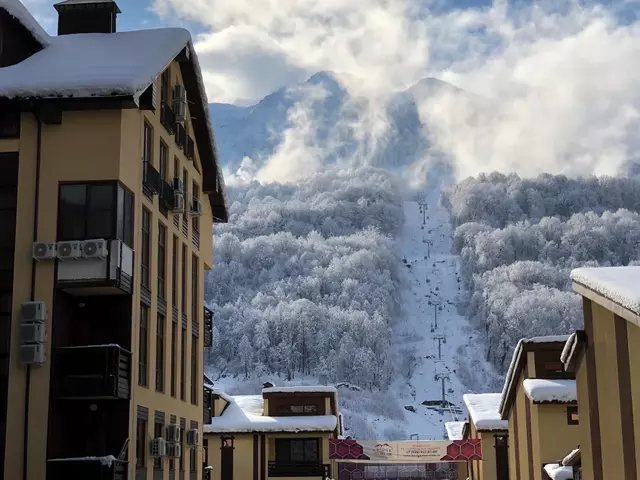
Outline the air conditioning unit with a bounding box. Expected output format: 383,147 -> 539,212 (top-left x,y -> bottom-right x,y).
82,239 -> 108,259
20,344 -> 45,366
32,242 -> 56,261
166,442 -> 181,458
21,301 -> 47,323
149,438 -> 167,458
57,241 -> 82,260
186,429 -> 199,447
173,177 -> 184,193
20,323 -> 46,344
190,199 -> 202,217
172,193 -> 185,213
166,424 -> 181,443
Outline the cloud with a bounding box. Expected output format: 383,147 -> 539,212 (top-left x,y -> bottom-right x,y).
153,0 -> 640,183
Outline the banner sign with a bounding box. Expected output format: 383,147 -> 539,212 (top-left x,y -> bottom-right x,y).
329,438 -> 482,463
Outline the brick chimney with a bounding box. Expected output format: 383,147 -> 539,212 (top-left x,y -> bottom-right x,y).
54,0 -> 121,35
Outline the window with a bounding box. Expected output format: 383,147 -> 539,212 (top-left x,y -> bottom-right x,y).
181,244 -> 187,312
139,305 -> 149,387
191,334 -> 198,404
58,183 -> 120,241
136,417 -> 147,468
0,105 -> 20,138
189,430 -> 197,472
179,422 -> 185,471
156,314 -> 165,392
567,406 -> 579,425
116,185 -> 134,247
276,404 -> 318,415
159,141 -> 168,182
171,322 -> 177,397
172,236 -> 178,306
192,183 -> 200,232
191,255 -> 198,324
275,439 -> 319,463
158,223 -> 166,299
161,69 -> 170,104
141,209 -> 151,289
173,157 -> 179,180
180,326 -> 186,401
182,168 -> 189,231
143,122 -> 153,164
154,418 -> 164,470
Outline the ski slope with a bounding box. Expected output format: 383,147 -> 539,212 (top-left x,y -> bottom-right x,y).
364,186 -> 496,440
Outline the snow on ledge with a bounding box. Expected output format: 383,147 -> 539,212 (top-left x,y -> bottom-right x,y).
204,395 -> 337,433
209,388 -> 233,404
571,266 -> 640,316
445,421 -> 466,440
0,0 -> 51,47
262,386 -> 337,394
463,393 -> 508,431
562,448 -> 580,466
48,456 -> 117,467
544,463 -> 574,480
522,379 -> 577,403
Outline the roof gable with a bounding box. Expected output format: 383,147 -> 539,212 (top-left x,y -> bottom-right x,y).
0,0 -> 50,47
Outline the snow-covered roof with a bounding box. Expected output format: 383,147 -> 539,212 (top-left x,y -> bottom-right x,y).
48,456 -> 117,467
543,463 -> 574,480
210,388 -> 234,404
203,395 -> 338,433
0,28 -> 190,101
562,448 -> 581,466
560,333 -> 577,365
571,267 -> 640,317
262,386 -> 338,394
463,393 -> 508,431
0,0 -> 51,46
499,335 -> 571,417
444,421 -> 466,440
522,379 -> 577,404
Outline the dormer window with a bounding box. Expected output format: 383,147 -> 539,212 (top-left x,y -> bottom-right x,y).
276,404 -> 318,415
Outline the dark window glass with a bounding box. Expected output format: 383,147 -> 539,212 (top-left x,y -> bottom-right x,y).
172,236 -> 178,305
154,419 -> 164,470
58,184 -> 86,239
0,106 -> 19,138
86,184 -> 114,239
58,183 -> 119,241
156,314 -> 165,392
136,418 -> 147,468
143,122 -> 153,164
116,186 -> 124,240
190,429 -> 197,472
123,189 -> 134,247
181,244 -> 187,311
161,69 -> 170,104
192,183 -> 200,232
160,141 -> 168,181
158,223 -> 166,299
180,326 -> 186,401
191,334 -> 198,404
141,209 -> 151,288
275,439 -> 319,463
174,157 -> 179,180
139,305 -> 149,387
179,425 -> 185,471
191,255 -> 198,324
171,322 -> 177,397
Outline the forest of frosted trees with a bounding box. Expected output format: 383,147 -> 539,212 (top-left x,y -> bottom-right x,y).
205,167 -> 404,389
442,172 -> 640,374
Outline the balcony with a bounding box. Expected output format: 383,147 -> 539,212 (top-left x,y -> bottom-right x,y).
160,181 -> 175,210
143,161 -> 162,196
204,307 -> 213,348
160,102 -> 176,134
56,240 -> 134,295
185,135 -> 195,160
53,344 -> 132,400
267,463 -> 330,478
175,123 -> 186,149
47,457 -> 127,480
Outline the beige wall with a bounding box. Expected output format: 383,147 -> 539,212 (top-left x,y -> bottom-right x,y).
4,57 -> 214,480
627,320 -> 640,477
534,404 -> 580,476
575,352 -> 592,480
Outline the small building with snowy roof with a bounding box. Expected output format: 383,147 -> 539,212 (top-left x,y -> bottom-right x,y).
444,421 -> 469,480
462,393 -> 509,480
203,385 -> 341,480
565,266 -> 640,480
498,336 -> 580,480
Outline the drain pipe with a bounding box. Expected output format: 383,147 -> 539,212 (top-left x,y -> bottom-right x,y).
23,106 -> 43,480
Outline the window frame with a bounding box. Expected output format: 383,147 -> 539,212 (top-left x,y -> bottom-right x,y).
567,406 -> 579,425
153,418 -> 164,470
190,333 -> 198,405
275,438 -> 320,464
159,140 -> 169,182
136,417 -> 147,468
180,325 -> 187,401
141,208 -> 151,289
181,244 -> 187,312
155,313 -> 166,393
172,236 -> 179,306
138,304 -> 149,387
171,321 -> 177,397
192,182 -> 200,232
157,222 -> 167,299
191,255 -> 198,324
143,122 -> 153,165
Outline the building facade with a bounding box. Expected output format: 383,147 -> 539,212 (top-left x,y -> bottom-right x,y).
462,393 -> 509,480
499,337 -> 580,480
564,267 -> 640,480
202,385 -> 341,480
0,1 -> 227,479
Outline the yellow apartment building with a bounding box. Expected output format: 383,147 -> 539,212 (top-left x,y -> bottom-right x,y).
462,393 -> 509,480
0,1 -> 227,479
563,266 -> 640,480
499,337 -> 580,480
202,384 -> 341,480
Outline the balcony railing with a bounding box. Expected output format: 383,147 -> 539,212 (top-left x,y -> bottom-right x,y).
175,123 -> 186,149
267,462 -> 330,477
160,181 -> 175,210
142,161 -> 162,196
53,344 -> 132,400
203,307 -> 213,348
48,457 -> 127,480
160,102 -> 176,134
185,135 -> 195,160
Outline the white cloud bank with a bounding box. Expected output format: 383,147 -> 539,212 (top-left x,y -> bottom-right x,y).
152,0 -> 640,183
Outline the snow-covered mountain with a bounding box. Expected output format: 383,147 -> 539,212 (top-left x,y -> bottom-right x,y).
209,72 -> 459,174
